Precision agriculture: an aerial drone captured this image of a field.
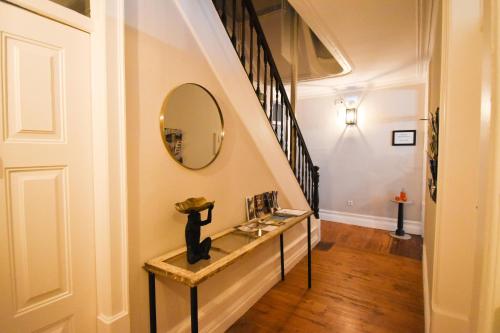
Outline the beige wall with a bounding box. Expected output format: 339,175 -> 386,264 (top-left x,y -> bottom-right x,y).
124,1 -> 320,332
296,85 -> 425,223
424,0 -> 442,298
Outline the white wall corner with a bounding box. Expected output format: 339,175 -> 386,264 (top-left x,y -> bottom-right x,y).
319,209 -> 423,235
91,0 -> 130,331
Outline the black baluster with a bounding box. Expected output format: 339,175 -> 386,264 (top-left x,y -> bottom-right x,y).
298,142 -> 301,187
290,122 -> 294,167
241,1 -> 245,66
249,20 -> 253,82
257,42 -> 261,95
221,0 -> 227,26
303,152 -> 306,191
307,165 -> 310,205
231,0 -> 236,46
280,95 -> 284,148
299,143 -> 303,188
263,55 -> 267,110
298,142 -> 302,186
294,124 -> 298,172
309,163 -> 312,204
269,74 -> 273,121
285,105 -> 289,158
301,147 -> 304,189
295,133 -> 299,178
310,162 -> 314,206
308,166 -> 311,207
305,162 -> 309,200
274,79 -> 279,133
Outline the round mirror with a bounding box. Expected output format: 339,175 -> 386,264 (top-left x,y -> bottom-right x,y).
160,83 -> 224,170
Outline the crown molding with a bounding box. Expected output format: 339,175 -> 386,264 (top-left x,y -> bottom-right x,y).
418,0 -> 439,76
297,75 -> 426,100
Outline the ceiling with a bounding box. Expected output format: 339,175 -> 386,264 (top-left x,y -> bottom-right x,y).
257,9 -> 346,82
287,0 -> 431,98
251,0 -> 347,82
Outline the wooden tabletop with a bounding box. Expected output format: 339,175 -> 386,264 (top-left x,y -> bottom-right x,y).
391,199 -> 413,204
144,210 -> 313,287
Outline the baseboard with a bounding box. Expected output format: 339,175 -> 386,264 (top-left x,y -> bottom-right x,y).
319,209 -> 423,235
422,245 -> 430,333
97,311 -> 130,333
431,309 -> 470,333
167,219 -> 320,333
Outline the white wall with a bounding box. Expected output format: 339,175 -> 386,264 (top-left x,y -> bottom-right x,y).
125,1 -> 318,332
296,85 -> 425,229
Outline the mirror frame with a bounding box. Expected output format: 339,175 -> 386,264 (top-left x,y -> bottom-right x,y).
159,83 -> 225,170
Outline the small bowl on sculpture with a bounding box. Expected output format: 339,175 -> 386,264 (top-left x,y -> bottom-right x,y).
175,197 -> 215,214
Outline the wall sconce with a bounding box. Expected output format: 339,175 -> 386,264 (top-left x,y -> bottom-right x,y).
345,108 -> 357,125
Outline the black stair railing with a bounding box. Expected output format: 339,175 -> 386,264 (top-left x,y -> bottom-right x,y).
212,0 -> 320,218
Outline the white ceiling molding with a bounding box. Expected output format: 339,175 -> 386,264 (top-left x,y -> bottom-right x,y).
426,0 -> 441,62
289,0 -> 429,100
417,0 -> 437,76
417,0 -> 426,76
288,0 -> 353,77
297,75 -> 426,100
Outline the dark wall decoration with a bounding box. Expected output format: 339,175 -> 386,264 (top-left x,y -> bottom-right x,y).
428,107 -> 439,202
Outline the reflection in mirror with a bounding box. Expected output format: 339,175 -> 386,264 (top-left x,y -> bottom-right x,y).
160,84 -> 224,170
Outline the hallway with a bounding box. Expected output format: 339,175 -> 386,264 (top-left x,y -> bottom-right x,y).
228,221 -> 424,333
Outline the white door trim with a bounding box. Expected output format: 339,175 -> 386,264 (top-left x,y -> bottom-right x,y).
90,0 -> 130,332
473,0 -> 500,331
5,0 -> 92,32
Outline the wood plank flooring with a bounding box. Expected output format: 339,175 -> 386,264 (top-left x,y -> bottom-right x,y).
227,221 -> 424,333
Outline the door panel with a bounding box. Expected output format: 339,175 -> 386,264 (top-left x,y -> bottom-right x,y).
4,33 -> 65,142
7,167 -> 70,314
0,2 -> 96,332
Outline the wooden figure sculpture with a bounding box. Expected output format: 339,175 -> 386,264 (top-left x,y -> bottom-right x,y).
175,197 -> 214,264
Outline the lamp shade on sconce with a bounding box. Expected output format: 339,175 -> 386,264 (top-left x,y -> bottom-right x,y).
346,108 -> 357,125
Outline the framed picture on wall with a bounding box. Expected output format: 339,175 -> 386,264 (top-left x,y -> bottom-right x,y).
392,130 -> 416,146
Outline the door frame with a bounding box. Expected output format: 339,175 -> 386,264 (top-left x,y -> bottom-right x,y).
3,1 -> 130,332
474,0 -> 500,331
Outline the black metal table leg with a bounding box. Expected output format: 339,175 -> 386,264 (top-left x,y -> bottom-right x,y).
148,272 -> 157,333
280,234 -> 285,281
307,216 -> 311,289
190,286 -> 198,333
395,202 -> 405,236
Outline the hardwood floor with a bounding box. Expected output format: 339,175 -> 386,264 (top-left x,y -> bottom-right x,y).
227,221 -> 424,333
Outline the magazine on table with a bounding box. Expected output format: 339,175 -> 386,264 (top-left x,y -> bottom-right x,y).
274,208 -> 307,217
245,190 -> 280,222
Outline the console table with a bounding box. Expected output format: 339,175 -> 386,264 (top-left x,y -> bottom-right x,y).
144,211 -> 313,333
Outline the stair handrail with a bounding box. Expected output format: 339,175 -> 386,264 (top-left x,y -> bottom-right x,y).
212,0 -> 320,218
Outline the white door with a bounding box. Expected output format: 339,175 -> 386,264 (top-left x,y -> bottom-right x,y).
0,2 -> 96,332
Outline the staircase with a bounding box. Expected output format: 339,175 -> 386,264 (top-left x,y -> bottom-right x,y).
212,0 -> 320,217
